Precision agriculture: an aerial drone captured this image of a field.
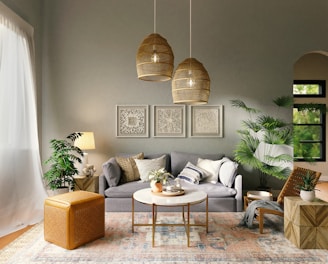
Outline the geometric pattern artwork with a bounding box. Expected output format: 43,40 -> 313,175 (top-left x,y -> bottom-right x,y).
116,105 -> 149,137
153,105 -> 186,137
284,196 -> 328,249
190,105 -> 223,137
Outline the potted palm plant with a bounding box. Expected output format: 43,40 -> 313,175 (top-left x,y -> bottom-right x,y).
231,96 -> 294,189
43,132 -> 84,194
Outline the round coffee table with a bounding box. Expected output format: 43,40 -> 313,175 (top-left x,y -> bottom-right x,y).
132,188 -> 208,247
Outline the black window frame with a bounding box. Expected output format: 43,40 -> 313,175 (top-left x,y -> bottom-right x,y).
293,80 -> 326,98
293,103 -> 326,162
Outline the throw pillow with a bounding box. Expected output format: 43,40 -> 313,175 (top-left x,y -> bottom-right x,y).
177,162 -> 209,184
197,158 -> 226,184
102,157 -> 121,187
116,152 -> 144,183
219,157 -> 239,187
135,155 -> 166,182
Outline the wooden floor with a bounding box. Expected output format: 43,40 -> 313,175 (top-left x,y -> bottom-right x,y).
0,226 -> 33,249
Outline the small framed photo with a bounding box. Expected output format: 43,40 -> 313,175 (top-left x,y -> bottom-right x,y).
190,105 -> 223,137
116,105 -> 149,137
153,105 -> 186,137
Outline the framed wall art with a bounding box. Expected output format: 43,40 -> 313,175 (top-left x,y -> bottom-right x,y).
153,105 -> 186,137
116,105 -> 149,137
190,105 -> 223,137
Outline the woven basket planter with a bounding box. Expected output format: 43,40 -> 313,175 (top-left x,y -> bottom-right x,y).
172,58 -> 210,104
136,33 -> 174,82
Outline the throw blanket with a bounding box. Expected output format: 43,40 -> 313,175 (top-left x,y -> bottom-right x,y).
239,200 -> 283,228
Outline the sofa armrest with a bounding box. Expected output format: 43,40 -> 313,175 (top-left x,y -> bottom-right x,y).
99,174 -> 109,195
234,174 -> 243,212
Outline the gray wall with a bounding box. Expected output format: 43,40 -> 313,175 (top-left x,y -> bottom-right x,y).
1,0 -> 43,139
3,0 -> 328,190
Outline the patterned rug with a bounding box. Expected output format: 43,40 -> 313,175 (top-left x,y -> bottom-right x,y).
1,212 -> 328,264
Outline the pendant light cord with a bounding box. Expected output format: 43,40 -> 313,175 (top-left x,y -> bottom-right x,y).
189,0 -> 192,58
154,0 -> 156,33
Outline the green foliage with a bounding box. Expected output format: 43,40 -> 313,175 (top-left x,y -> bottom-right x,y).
298,171 -> 317,191
43,132 -> 84,190
273,96 -> 294,108
230,99 -> 260,114
231,97 -> 293,181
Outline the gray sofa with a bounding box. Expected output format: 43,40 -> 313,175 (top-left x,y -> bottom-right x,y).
99,151 -> 243,212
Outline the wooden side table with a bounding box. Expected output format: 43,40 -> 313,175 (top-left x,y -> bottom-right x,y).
73,175 -> 99,193
284,196 -> 328,249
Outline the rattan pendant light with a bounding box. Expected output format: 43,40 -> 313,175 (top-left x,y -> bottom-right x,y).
136,0 -> 174,82
172,0 -> 210,104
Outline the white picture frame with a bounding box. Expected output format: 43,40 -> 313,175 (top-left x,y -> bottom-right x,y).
116,105 -> 149,137
153,105 -> 186,137
190,105 -> 223,137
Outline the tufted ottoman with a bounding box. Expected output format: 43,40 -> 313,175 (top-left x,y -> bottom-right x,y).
44,191 -> 105,249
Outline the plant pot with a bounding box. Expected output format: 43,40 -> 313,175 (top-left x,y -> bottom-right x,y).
54,187 -> 69,195
300,190 -> 315,202
150,180 -> 162,193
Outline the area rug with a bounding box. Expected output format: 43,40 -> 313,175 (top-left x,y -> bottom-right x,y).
1,212 -> 328,264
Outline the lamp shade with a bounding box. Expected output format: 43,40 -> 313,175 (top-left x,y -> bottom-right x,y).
172,58 -> 210,104
74,132 -> 95,150
136,33 -> 174,82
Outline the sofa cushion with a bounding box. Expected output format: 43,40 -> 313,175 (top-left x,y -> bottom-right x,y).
135,155 -> 166,182
102,157 -> 121,187
170,151 -> 224,177
144,153 -> 171,173
197,158 -> 226,184
116,152 -> 144,183
181,181 -> 237,198
104,181 -> 150,198
177,162 -> 209,184
219,158 -> 239,187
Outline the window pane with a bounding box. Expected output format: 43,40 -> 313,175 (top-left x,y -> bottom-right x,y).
293,84 -> 320,95
293,80 -> 325,97
293,107 -> 322,124
293,125 -> 322,141
293,142 -> 322,160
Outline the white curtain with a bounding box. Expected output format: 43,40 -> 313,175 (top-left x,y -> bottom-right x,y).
0,3 -> 47,237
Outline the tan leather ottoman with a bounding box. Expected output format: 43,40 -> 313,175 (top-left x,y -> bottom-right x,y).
44,191 -> 105,249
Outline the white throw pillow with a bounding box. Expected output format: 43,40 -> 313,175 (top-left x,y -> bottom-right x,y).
197,158 -> 225,184
135,155 -> 166,182
177,162 -> 209,184
219,157 -> 239,187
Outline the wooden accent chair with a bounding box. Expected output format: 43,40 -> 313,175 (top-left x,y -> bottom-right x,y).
256,166 -> 321,234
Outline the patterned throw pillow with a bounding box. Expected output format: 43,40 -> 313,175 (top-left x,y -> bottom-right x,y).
135,155 -> 166,182
177,162 -> 209,184
116,152 -> 144,183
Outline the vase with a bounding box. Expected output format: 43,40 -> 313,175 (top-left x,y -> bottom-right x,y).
150,180 -> 162,193
300,190 -> 315,202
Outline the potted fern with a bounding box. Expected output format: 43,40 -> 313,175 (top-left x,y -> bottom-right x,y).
43,132 -> 84,194
231,96 -> 294,189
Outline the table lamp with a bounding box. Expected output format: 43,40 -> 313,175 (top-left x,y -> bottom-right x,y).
74,132 -> 96,175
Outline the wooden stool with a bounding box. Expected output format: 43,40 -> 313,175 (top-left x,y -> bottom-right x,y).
44,191 -> 105,249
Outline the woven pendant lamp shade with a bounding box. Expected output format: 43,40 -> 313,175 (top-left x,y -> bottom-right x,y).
172,58 -> 210,104
136,33 -> 174,82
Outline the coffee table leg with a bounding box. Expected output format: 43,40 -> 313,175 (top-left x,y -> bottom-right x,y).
132,197 -> 135,233
187,203 -> 190,247
206,195 -> 208,233
152,203 -> 155,247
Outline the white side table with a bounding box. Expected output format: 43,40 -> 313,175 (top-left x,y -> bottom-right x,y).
132,188 -> 208,247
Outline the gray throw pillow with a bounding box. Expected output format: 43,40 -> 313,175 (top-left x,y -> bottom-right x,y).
102,157 -> 121,187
